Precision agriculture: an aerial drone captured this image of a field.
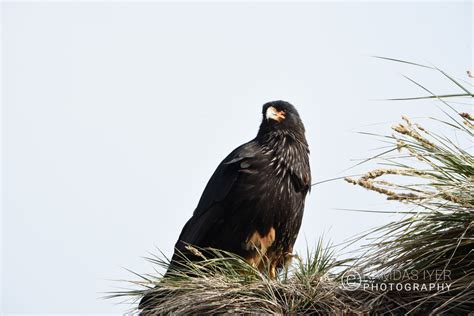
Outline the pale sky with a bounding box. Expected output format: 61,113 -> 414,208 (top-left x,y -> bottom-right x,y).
2,1 -> 472,314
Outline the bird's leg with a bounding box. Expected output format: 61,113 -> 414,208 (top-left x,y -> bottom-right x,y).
244,227 -> 276,272
269,261 -> 277,279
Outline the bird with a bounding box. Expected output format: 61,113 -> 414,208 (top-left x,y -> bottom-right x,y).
139,100 -> 311,310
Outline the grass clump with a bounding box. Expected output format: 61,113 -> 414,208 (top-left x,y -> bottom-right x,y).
114,240 -> 368,315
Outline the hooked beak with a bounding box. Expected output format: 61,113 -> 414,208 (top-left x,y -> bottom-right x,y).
266,106 -> 286,123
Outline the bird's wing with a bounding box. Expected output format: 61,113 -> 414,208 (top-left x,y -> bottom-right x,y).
175,140 -> 261,246
195,141 -> 259,216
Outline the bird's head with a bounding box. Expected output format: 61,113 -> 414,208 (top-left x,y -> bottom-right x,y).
258,100 -> 305,136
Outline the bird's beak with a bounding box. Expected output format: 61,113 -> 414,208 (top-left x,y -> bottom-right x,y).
266,106 -> 286,122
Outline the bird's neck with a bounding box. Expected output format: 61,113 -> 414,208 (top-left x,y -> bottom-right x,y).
259,130 -> 309,162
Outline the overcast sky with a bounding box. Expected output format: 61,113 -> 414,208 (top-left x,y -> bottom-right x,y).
2,1 -> 472,314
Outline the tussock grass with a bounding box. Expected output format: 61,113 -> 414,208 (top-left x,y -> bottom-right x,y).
112,241 -> 370,315
343,59 -> 473,314
110,59 -> 473,315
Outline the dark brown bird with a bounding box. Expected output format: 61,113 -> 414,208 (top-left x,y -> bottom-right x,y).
140,100 -> 311,309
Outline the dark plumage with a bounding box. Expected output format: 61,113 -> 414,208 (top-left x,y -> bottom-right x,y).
140,100 -> 311,310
